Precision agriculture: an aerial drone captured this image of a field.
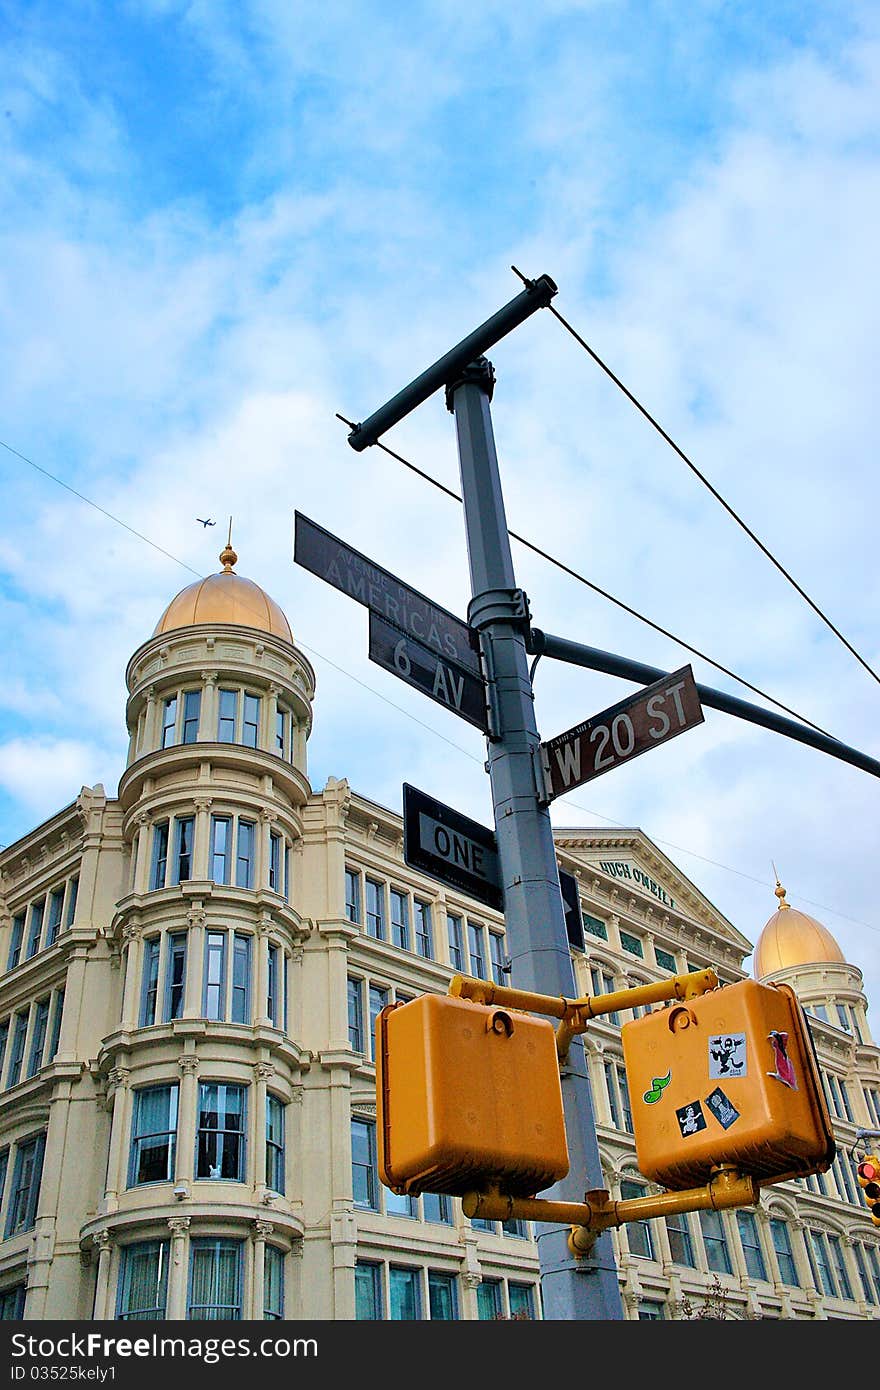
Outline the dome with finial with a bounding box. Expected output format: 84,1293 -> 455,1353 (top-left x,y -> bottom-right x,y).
752,875 -> 846,978
153,523 -> 292,643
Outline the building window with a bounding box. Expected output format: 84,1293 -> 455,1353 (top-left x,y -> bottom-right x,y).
129,1085 -> 178,1186
0,1287 -> 25,1319
217,689 -> 238,743
477,1278 -> 504,1320
638,1300 -> 665,1319
619,929 -> 643,957
4,1134 -> 45,1237
269,832 -> 282,893
582,911 -> 607,940
66,876 -> 78,927
264,1246 -> 284,1320
699,1209 -> 733,1275
833,1153 -> 858,1205
347,978 -> 364,1052
468,921 -> 486,979
165,934 -> 187,1022
414,900 -> 433,958
196,1083 -> 246,1181
736,1210 -> 768,1282
390,889 -> 410,951
26,998 -> 50,1079
655,946 -> 676,971
171,817 -> 195,886
231,934 -> 251,1022
275,708 -> 287,758
117,1241 -> 169,1320
203,933 -> 227,1019
769,1218 -> 799,1286
386,1187 -> 417,1219
806,1229 -> 836,1296
447,913 -> 464,970
48,990 -> 64,1061
489,931 -> 506,984
355,1261 -> 383,1320
856,1251 -> 873,1301
389,1266 -> 421,1320
7,914 -> 24,970
352,1118 -> 378,1210
423,1192 -> 453,1224
180,689 -> 200,744
188,1239 -> 243,1320
267,943 -> 280,1027
368,985 -> 388,1060
242,694 -> 261,748
6,1011 -> 29,1088
0,1021 -> 8,1086
345,869 -> 361,924
161,696 -> 178,748
621,1179 -> 654,1258
828,1234 -> 853,1300
428,1271 -> 458,1319
365,879 -> 385,939
508,1283 -> 536,1319
603,1059 -> 620,1128
210,817 -> 231,883
151,822 -> 170,890
502,1218 -> 528,1238
235,820 -> 256,889
590,966 -> 620,1025
838,1079 -> 854,1123
665,1210 -> 696,1267
25,900 -> 44,959
45,888 -> 64,947
140,938 -> 161,1026
266,1094 -> 285,1194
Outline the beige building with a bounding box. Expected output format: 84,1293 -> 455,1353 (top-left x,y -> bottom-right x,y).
0,545 -> 878,1321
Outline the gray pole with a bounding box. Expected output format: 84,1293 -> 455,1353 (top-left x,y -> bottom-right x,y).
446,358 -> 624,1321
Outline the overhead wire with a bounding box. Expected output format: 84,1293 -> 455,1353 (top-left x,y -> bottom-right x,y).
335,414 -> 837,741
508,264 -> 880,690
2,435 -> 876,941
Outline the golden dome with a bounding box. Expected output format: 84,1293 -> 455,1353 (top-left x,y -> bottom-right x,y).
153,538 -> 292,643
753,878 -> 846,978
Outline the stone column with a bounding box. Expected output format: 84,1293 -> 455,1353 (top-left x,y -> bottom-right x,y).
255,915 -> 273,1026
176,1053 -> 200,1187
199,672 -> 218,741
251,1220 -> 274,1318
166,1217 -> 191,1320
132,813 -> 152,894
92,1232 -> 115,1319
103,1067 -> 132,1210
266,683 -> 281,754
183,906 -> 206,1019
120,924 -> 143,1029
252,1061 -> 274,1192
193,798 -> 213,882
144,686 -> 157,753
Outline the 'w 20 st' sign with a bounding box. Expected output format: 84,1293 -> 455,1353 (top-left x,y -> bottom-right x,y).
539,666 -> 704,801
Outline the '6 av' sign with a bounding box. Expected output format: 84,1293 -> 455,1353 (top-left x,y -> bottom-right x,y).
539,666 -> 704,801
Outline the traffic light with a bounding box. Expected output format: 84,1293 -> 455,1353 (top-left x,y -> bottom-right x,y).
856,1155 -> 880,1224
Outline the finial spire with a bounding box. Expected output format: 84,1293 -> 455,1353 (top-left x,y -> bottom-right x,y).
220,515 -> 237,572
772,862 -> 789,910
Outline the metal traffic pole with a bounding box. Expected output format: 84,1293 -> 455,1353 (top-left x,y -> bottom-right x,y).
444,356 -> 624,1321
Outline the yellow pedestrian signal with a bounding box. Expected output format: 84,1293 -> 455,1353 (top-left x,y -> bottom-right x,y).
375,992 -> 569,1198
856,1155 -> 880,1225
621,978 -> 835,1190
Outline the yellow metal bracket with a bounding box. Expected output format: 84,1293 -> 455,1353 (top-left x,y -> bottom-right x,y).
462,1164 -> 760,1259
450,967 -> 719,1060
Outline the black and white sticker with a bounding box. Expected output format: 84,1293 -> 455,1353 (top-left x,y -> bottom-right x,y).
705,1087 -> 740,1130
708,1033 -> 747,1078
676,1100 -> 707,1137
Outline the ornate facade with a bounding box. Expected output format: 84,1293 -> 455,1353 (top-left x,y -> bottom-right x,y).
0,547 -> 877,1320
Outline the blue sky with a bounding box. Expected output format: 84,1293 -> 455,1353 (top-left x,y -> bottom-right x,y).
1,1 -> 879,1004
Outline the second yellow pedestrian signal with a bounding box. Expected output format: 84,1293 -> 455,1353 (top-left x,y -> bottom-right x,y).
375,992 -> 569,1197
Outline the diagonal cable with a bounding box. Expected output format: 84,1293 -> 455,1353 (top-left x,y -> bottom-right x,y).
508,265 -> 880,689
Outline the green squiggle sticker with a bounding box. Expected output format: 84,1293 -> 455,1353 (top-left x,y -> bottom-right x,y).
643,1070 -> 672,1104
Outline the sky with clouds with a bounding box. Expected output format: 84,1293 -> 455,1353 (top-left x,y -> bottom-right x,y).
1,0 -> 878,1005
